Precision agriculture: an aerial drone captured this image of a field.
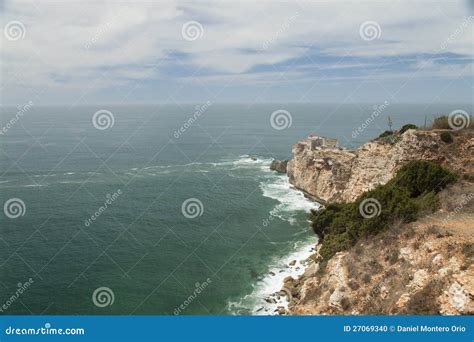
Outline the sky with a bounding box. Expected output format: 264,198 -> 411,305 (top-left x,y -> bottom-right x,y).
1,0 -> 473,105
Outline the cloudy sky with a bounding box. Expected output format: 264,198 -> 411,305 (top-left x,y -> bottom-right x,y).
1,0 -> 473,105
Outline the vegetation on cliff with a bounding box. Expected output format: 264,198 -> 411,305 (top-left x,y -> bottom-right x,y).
440,131 -> 454,144
311,160 -> 458,260
431,114 -> 473,130
375,123 -> 418,144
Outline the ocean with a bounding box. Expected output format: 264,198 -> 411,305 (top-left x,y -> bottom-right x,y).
0,103 -> 469,315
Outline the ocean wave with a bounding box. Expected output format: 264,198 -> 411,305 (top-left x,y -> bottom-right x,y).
58,181 -> 88,184
259,175 -> 320,224
137,156 -> 272,173
227,237 -> 318,315
231,156 -> 272,168
33,174 -> 57,178
0,183 -> 48,188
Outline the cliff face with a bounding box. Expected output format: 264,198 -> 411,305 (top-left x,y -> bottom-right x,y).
287,129 -> 473,203
287,185 -> 474,315
281,129 -> 474,316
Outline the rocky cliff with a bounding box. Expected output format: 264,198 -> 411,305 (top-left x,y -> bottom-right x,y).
287,129 -> 473,203
286,181 -> 474,315
279,128 -> 474,316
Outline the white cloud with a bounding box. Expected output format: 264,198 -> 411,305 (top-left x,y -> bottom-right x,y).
1,0 -> 472,104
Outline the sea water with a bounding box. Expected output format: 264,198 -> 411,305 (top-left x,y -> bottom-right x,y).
0,103 -> 466,314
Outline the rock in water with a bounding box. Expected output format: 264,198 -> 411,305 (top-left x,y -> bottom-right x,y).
270,160 -> 288,173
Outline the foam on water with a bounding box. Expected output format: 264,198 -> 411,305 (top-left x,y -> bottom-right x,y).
221,155 -> 320,223
223,155 -> 321,315
228,237 -> 318,315
260,175 -> 320,222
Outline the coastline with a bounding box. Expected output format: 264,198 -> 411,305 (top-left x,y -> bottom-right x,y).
229,235 -> 318,315
227,157 -> 322,315
254,185 -> 322,315
267,127 -> 473,316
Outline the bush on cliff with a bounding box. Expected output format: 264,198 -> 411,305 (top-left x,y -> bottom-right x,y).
376,124 -> 417,144
376,130 -> 399,145
377,130 -> 393,139
311,160 -> 457,260
440,131 -> 453,144
399,124 -> 417,134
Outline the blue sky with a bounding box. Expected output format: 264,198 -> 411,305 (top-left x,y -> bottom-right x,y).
1,0 -> 473,105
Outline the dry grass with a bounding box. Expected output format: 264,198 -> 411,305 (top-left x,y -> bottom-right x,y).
400,280 -> 445,315
430,115 -> 473,130
431,116 -> 451,129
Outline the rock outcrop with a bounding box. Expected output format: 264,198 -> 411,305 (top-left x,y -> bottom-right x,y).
270,160 -> 288,173
287,130 -> 474,203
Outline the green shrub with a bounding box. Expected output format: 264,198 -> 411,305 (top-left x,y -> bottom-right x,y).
399,124 -> 417,134
311,161 -> 457,260
391,160 -> 457,197
440,131 -> 453,144
318,232 -> 353,260
376,130 -> 400,145
377,130 -> 393,139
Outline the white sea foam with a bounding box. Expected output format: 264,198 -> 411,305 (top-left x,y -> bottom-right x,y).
232,157 -> 271,167
228,237 -> 318,315
137,155 -> 272,174
33,174 -> 57,178
223,155 -> 319,223
260,175 -> 320,223
223,155 -> 322,315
